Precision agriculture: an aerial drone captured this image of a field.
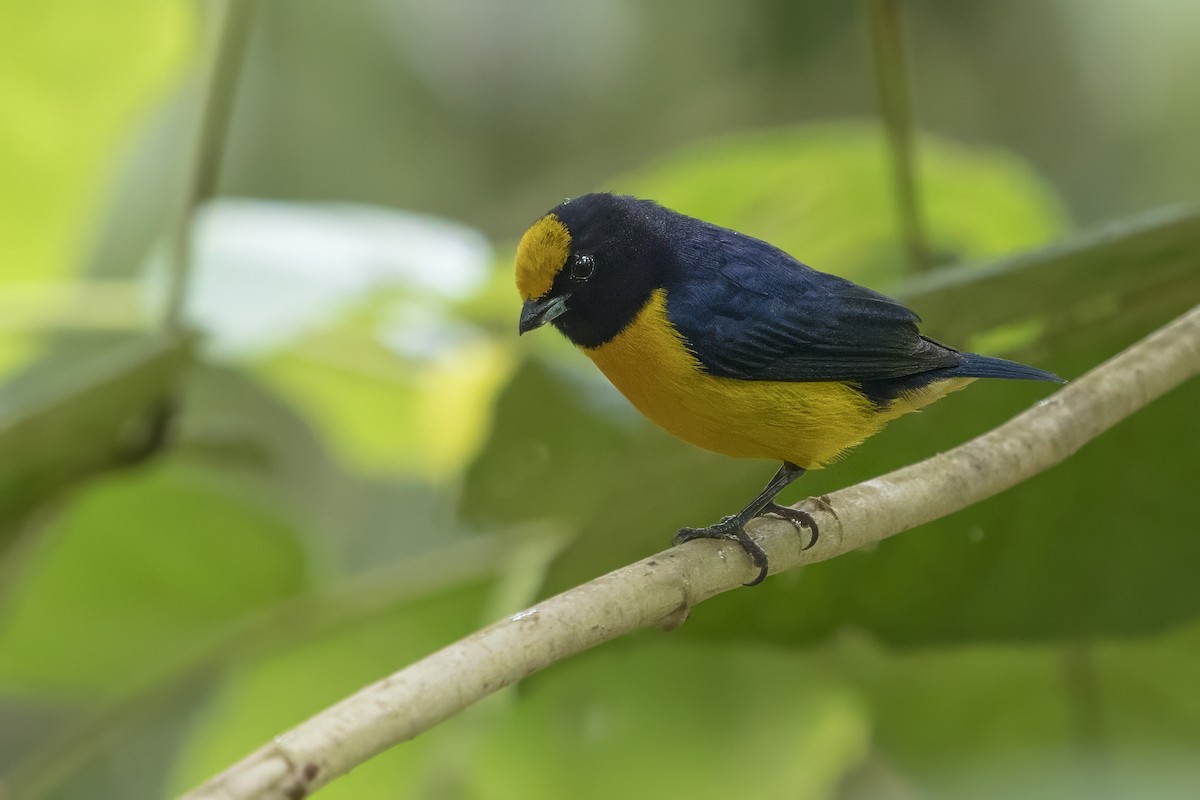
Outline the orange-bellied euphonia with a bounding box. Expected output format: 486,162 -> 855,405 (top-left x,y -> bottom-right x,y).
515,193 -> 1061,585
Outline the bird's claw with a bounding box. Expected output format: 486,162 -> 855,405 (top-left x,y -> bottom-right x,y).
763,502 -> 819,550
674,516 -> 770,587
673,515 -> 738,545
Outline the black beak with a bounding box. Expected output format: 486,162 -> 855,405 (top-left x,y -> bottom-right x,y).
519,294 -> 570,335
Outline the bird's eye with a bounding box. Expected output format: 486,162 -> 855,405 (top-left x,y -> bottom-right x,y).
570,254 -> 595,281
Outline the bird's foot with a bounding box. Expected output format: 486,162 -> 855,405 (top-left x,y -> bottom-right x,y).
763,502 -> 819,550
674,516 -> 770,587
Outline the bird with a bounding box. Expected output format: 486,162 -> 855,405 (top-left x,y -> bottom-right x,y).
515,192 -> 1062,586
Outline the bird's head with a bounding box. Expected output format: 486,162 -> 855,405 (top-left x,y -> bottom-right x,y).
515,193 -> 669,349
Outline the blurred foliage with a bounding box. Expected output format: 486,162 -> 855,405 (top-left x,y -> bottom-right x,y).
255,318 -> 513,477
2,1 -> 1200,799
610,123 -> 1069,286
0,459 -> 307,698
0,335 -> 190,559
0,0 -> 192,282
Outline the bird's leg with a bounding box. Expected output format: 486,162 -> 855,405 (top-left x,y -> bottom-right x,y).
674,462 -> 818,586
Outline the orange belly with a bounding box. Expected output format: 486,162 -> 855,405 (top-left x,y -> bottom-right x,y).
582,289 -> 971,468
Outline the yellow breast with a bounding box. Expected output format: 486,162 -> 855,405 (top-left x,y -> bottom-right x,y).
582,289 -> 971,469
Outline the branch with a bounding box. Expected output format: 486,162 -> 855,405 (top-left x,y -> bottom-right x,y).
163,0 -> 255,333
183,306 -> 1200,800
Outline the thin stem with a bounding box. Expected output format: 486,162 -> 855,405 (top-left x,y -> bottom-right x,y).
1060,642 -> 1115,798
162,0 -> 256,333
867,0 -> 931,273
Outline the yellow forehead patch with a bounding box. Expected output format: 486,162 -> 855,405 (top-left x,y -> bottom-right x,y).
515,214 -> 571,300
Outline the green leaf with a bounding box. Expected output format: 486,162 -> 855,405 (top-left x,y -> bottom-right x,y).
0,0 -> 193,282
468,639 -> 868,800
252,334 -> 510,480
904,206 -> 1200,364
180,361 -> 483,577
610,122 -> 1069,287
0,459 -> 308,698
823,624 -> 1200,799
11,676 -> 217,800
0,334 -> 192,551
476,626 -> 1200,800
166,581 -> 495,798
461,358 -> 644,529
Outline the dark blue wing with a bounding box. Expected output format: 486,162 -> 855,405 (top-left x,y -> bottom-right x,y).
663,224 -> 963,382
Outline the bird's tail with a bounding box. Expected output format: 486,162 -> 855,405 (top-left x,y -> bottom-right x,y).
951,353 -> 1064,383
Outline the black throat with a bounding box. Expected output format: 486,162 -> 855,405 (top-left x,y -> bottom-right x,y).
546,194 -> 674,349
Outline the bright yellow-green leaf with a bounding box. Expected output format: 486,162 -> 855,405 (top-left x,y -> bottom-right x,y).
0,333 -> 39,379
0,0 -> 193,281
255,323 -> 514,479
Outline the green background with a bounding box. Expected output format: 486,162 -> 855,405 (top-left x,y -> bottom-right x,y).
1,1 -> 1199,798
